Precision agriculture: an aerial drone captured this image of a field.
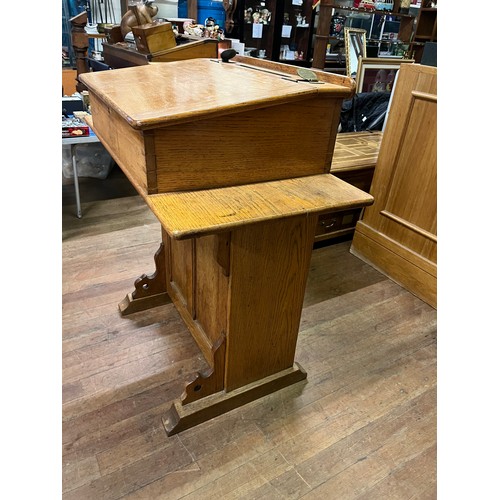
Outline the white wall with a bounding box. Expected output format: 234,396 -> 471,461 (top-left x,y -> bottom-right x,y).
90,0 -> 179,24
155,0 -> 179,19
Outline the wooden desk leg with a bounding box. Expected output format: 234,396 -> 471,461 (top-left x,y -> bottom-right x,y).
163,214 -> 317,435
118,242 -> 172,315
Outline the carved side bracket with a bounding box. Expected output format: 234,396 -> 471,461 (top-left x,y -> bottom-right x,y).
119,243 -> 172,315
181,334 -> 226,405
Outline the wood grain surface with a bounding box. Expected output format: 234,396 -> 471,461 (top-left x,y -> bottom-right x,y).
146,174 -> 374,239
352,64 -> 437,308
331,131 -> 383,172
79,58 -> 354,130
224,215 -> 317,390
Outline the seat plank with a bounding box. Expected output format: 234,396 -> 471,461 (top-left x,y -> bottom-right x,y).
146,174 -> 374,239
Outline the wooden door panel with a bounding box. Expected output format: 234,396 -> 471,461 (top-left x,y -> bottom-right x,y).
351,64 -> 438,307
380,91 -> 437,260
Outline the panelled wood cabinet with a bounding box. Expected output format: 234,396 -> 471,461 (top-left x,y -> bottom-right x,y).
350,63 -> 437,308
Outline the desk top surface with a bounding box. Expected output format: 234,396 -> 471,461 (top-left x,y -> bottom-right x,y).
79,58 -> 354,130
331,131 -> 383,172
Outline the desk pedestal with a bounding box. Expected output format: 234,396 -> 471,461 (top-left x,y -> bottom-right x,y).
121,213 -> 317,434
112,173 -> 373,435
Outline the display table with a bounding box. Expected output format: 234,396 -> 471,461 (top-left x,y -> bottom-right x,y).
331,131 -> 383,174
62,129 -> 100,218
79,56 -> 374,435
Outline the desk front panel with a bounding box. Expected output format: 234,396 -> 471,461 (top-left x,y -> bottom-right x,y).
89,92 -> 342,194
153,96 -> 341,192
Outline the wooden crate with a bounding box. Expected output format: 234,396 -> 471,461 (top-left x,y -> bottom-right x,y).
132,22 -> 176,55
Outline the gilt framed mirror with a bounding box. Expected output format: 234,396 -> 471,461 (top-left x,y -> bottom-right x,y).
344,27 -> 366,80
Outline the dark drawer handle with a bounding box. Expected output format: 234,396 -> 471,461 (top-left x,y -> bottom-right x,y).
320,219 -> 337,229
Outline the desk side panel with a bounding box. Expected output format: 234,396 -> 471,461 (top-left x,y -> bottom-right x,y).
153,97 -> 341,192
90,94 -> 152,195
166,234 -> 229,365
224,214 -> 316,391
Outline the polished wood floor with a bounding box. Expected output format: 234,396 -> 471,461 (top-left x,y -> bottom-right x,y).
62,170 -> 437,499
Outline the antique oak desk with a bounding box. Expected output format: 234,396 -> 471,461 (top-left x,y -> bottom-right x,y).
79,56 -> 374,435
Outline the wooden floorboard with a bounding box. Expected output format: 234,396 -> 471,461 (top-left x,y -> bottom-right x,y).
62,190 -> 436,500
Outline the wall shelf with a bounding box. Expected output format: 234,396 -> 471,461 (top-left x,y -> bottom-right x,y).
239,0 -> 316,66
409,7 -> 436,62
311,2 -> 417,70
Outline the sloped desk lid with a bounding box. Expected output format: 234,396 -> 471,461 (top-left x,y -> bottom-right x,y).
79,58 -> 354,130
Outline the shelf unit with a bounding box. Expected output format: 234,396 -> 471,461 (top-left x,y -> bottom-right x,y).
409,7 -> 436,62
278,0 -> 315,66
62,0 -> 75,68
241,0 -> 279,60
236,0 -> 315,66
311,2 -> 416,71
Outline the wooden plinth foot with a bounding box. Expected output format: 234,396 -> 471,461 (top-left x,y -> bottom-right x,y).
118,291 -> 171,316
162,362 -> 307,436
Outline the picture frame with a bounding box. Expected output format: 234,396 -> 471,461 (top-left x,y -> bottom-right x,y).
344,27 -> 366,79
355,57 -> 414,94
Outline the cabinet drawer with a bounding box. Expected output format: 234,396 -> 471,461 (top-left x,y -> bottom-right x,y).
315,208 -> 362,239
